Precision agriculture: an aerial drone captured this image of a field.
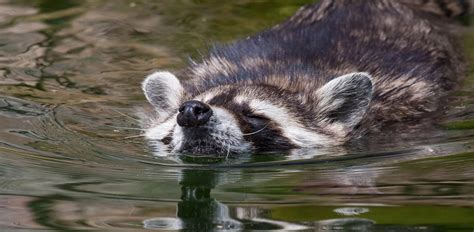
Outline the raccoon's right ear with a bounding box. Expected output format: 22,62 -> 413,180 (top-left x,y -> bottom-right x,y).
142,71 -> 184,116
315,72 -> 373,135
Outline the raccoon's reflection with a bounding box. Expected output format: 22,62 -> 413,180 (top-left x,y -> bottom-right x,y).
175,169 -> 241,231
143,169 -> 241,230
142,167 -> 381,231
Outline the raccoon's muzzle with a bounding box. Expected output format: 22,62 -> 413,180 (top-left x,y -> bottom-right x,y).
177,100 -> 213,127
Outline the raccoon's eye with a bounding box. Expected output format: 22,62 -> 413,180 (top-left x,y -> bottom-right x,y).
241,112 -> 268,135
243,113 -> 267,120
240,107 -> 268,124
242,112 -> 268,125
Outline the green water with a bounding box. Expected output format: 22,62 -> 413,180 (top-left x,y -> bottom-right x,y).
0,0 -> 474,231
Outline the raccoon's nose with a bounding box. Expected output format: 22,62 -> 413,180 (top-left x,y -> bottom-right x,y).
177,100 -> 213,127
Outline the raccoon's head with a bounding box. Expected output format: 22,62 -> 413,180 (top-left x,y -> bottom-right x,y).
142,71 -> 373,155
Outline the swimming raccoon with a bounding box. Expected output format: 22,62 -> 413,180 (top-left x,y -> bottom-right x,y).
142,0 -> 469,155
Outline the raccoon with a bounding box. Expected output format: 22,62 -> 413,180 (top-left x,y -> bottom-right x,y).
142,0 -> 469,155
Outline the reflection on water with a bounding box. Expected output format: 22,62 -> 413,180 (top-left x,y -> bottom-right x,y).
144,169 -> 310,231
0,0 -> 474,231
144,169 -> 243,231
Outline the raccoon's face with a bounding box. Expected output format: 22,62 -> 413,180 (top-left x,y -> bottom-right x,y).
142,71 -> 373,156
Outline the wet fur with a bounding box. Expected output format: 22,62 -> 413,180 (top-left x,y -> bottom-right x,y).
143,0 -> 468,154
185,0 -> 466,136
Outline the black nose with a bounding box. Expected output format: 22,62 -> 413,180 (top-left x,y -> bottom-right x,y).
177,100 -> 213,127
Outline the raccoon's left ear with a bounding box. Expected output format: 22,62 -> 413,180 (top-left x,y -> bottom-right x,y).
315,72 -> 373,134
142,71 -> 184,118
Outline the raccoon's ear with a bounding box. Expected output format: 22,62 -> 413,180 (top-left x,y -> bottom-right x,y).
142,71 -> 184,116
315,72 -> 373,133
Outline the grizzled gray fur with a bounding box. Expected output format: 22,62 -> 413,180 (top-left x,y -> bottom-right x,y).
142,0 -> 468,155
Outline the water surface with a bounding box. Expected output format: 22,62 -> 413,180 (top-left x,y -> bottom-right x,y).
1,0 -> 474,231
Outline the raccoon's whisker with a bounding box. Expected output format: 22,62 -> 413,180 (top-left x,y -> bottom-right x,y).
226,144 -> 231,159
242,123 -> 269,136
108,126 -> 145,131
124,134 -> 145,139
112,109 -> 141,123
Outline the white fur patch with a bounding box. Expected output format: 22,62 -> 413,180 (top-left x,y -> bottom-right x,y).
193,87 -> 225,103
142,71 -> 183,119
234,95 -> 247,104
171,125 -> 184,152
145,114 -> 178,140
247,99 -> 336,147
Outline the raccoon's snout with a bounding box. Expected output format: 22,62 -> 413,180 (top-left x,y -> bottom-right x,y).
177,100 -> 213,127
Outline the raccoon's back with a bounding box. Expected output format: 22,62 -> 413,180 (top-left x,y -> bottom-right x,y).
187,0 -> 466,124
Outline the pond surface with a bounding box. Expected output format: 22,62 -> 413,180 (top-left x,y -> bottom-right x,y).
1,0 -> 474,231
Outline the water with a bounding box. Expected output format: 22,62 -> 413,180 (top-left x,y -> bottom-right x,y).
0,0 -> 474,231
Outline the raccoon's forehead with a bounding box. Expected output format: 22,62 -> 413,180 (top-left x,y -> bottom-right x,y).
192,85 -> 284,104
192,86 -> 236,102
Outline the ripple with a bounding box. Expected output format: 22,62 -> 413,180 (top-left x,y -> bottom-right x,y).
0,1 -> 473,231
142,218 -> 184,230
334,207 -> 370,216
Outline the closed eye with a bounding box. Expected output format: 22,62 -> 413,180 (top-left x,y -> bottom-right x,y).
241,113 -> 269,129
241,112 -> 269,136
239,103 -> 269,123
243,113 -> 267,121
